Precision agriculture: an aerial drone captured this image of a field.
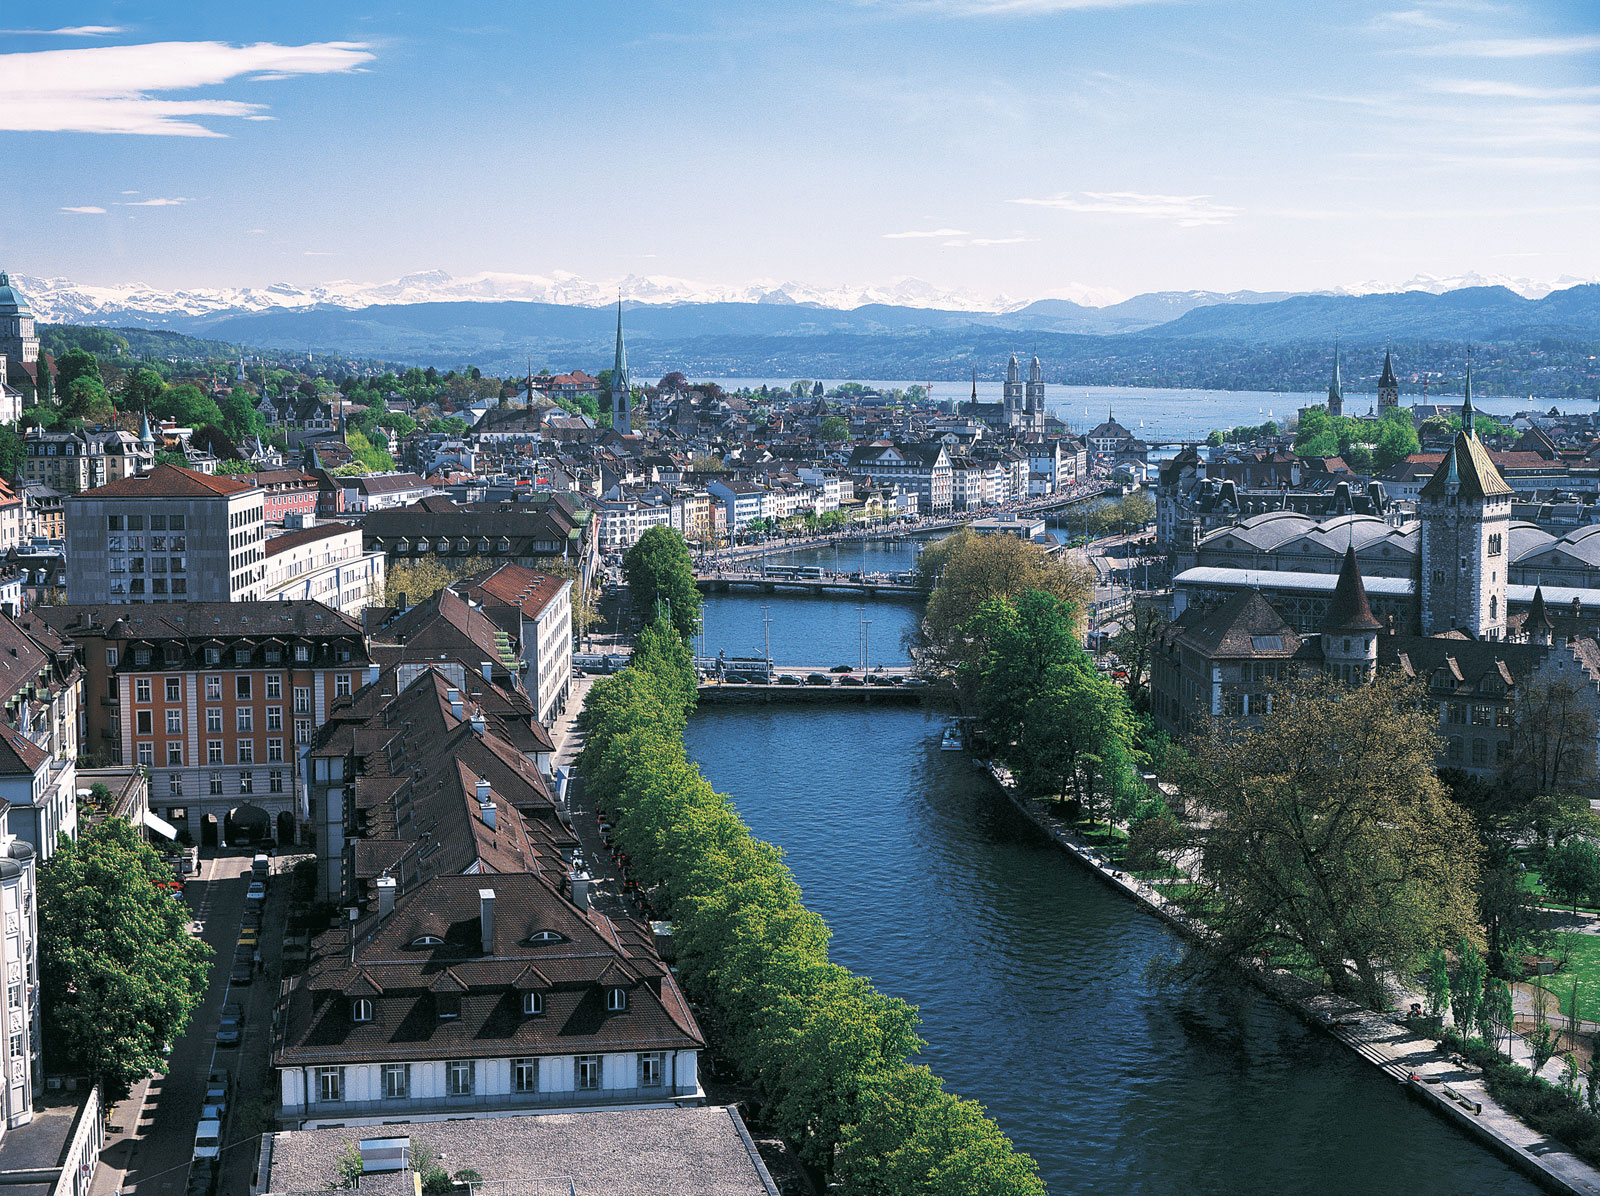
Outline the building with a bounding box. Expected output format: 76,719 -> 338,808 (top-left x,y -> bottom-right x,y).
261,522 -> 388,618
0,611 -> 83,858
0,272 -> 41,404
0,797 -> 39,1137
38,602 -> 371,846
362,495 -> 598,585
610,301 -> 631,435
19,484 -> 61,544
1326,341 -> 1343,418
704,479 -> 767,536
20,431 -> 106,496
1379,348 -> 1400,411
846,442 -> 952,515
335,473 -> 436,513
258,1106 -> 779,1196
247,469 -> 321,525
64,465 -> 266,604
451,564 -> 573,727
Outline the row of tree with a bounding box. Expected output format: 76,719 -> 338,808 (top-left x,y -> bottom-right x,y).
577,618 -> 1046,1194
1293,405 -> 1420,472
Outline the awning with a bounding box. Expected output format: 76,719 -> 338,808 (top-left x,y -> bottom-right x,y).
142,809 -> 179,840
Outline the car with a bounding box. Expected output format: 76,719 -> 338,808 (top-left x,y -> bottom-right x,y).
216,1003 -> 242,1046
776,674 -> 800,685
866,674 -> 891,686
805,673 -> 832,686
840,675 -> 865,686
245,881 -> 266,902
747,673 -> 770,685
722,673 -> 749,685
193,1119 -> 222,1162
237,927 -> 259,944
229,954 -> 254,986
829,664 -> 854,673
901,677 -> 929,689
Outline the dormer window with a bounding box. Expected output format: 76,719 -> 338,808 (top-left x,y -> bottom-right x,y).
436,995 -> 460,1020
606,987 -> 627,1012
351,997 -> 373,1023
527,930 -> 564,945
410,934 -> 444,948
522,991 -> 543,1015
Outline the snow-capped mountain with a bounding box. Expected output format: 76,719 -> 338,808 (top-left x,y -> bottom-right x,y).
1334,272 -> 1597,301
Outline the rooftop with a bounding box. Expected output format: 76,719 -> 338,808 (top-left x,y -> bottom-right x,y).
69,463 -> 256,501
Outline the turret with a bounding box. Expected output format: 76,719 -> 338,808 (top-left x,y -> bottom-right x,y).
1525,585 -> 1554,646
1322,543 -> 1381,683
1378,348 -> 1398,410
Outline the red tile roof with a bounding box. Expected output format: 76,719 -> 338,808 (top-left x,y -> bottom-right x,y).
72,463 -> 256,500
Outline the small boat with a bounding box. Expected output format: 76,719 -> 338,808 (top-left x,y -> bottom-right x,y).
940,723 -> 965,751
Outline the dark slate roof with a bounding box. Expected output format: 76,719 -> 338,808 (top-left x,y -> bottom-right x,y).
1166,589 -> 1303,658
39,601 -> 363,643
1324,544 -> 1383,633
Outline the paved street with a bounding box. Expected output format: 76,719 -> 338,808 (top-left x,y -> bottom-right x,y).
90,849 -> 289,1196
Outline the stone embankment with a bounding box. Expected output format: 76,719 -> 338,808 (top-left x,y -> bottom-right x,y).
981,760 -> 1600,1196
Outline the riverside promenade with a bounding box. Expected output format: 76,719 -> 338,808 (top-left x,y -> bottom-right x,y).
982,760 -> 1600,1196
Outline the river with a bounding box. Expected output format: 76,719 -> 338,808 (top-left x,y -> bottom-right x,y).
684,702 -> 1539,1195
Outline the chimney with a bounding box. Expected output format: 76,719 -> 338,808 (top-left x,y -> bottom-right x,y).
478,888 -> 495,954
447,687 -> 463,719
481,661 -> 494,682
470,712 -> 487,736
571,870 -> 592,912
376,874 -> 397,921
366,664 -> 380,685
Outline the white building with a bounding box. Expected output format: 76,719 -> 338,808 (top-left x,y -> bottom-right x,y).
455,565 -> 574,728
261,522 -> 388,618
705,479 -> 767,532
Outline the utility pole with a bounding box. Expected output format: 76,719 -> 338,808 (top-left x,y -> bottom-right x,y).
761,604 -> 773,678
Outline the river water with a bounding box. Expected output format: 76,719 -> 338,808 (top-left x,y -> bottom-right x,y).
684,694 -> 1539,1193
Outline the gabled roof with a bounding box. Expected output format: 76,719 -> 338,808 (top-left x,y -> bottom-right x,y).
71,463 -> 256,501
1166,589 -> 1303,659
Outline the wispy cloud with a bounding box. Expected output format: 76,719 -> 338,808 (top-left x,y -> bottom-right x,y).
118,196 -> 194,206
0,40 -> 375,137
0,25 -> 125,36
1424,78 -> 1600,100
59,205 -> 106,214
861,0 -> 1176,14
1414,34 -> 1600,57
1011,190 -> 1239,226
883,227 -> 970,238
969,236 -> 1036,245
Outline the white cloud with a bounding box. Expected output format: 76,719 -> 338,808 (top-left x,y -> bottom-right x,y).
969,236 -> 1036,245
1416,34 -> 1600,57
119,196 -> 194,206
883,227 -> 970,238
862,0 -> 1175,14
1424,78 -> 1600,100
59,205 -> 106,214
0,25 -> 125,36
0,40 -> 376,137
1011,190 -> 1239,226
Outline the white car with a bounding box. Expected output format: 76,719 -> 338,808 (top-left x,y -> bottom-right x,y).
245,881 -> 266,903
193,1118 -> 222,1161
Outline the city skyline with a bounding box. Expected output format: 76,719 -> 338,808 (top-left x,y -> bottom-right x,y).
1,0 -> 1597,304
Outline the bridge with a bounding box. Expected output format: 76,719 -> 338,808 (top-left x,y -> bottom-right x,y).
694,571 -> 926,600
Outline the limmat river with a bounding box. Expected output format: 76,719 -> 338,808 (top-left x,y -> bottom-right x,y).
684,704 -> 1538,1196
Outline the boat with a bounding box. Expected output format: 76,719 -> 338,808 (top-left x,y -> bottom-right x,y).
940,723 -> 965,752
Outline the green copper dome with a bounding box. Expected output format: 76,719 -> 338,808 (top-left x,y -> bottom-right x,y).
0,272 -> 32,316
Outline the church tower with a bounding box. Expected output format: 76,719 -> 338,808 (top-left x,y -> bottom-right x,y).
610,298 -> 631,434
1418,357 -> 1512,639
968,367 -> 979,418
1322,543 -> 1382,683
1326,339 -> 1343,418
1003,353 -> 1023,428
0,272 -> 41,396
1025,351 -> 1046,432
1378,348 -> 1399,411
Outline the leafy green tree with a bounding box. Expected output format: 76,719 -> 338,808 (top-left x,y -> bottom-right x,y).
54,348 -> 99,393
1206,429 -> 1224,447
818,415 -> 850,441
152,382 -> 222,429
1450,939 -> 1487,1036
1478,977 -> 1513,1054
1423,945 -> 1450,1025
346,427 -> 394,471
623,526 -> 701,642
969,592 -> 1076,749
0,428 -> 25,481
1544,837 -> 1600,912
34,361 -> 53,406
122,368 -> 165,414
218,390 -> 264,441
1373,417 -> 1420,470
38,818 -> 212,1100
215,459 -> 255,476
62,375 -> 113,423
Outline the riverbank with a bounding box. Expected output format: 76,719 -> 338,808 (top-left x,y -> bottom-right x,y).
981,759 -> 1600,1196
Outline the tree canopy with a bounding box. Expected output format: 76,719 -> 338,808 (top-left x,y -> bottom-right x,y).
622,526 -> 701,642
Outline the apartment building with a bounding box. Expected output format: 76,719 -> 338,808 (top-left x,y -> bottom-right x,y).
64,465 -> 267,604
39,602 -> 371,847
0,790 -> 40,1138
451,564 -> 573,727
261,523 -> 387,618
847,442 -> 952,515
704,479 -> 766,534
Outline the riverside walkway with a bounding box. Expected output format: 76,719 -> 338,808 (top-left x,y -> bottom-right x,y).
694,569 -> 924,599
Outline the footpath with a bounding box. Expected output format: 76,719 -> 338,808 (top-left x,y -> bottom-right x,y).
982,760 -> 1600,1196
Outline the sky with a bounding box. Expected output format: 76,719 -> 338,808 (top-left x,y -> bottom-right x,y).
1,0 -> 1597,305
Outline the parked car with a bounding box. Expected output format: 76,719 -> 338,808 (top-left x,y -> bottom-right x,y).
829,664 -> 854,673
776,674 -> 800,685
722,673 -> 749,685
747,673 -> 770,685
866,674 -> 891,686
805,673 -> 832,686
840,675 -> 865,686
204,1072 -> 230,1116
193,1119 -> 222,1162
229,953 -> 254,986
245,880 -> 266,903
902,677 -> 929,689
252,853 -> 271,879
216,1003 -> 242,1046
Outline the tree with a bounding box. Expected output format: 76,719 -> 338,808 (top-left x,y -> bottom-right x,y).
818,416 -> 850,441
1478,977 -> 1513,1054
0,428 -> 25,482
62,376 -> 113,423
38,818 -> 212,1100
346,427 -> 394,472
34,360 -> 53,407
623,526 -> 701,643
1526,983 -> 1562,1075
1543,837 -> 1600,913
1423,945 -> 1450,1026
152,383 -> 222,430
218,390 -> 264,441
1373,416 -> 1420,470
1450,939 -> 1486,1037
122,368 -> 165,414
1176,672 -> 1481,1008
331,1141 -> 364,1190
689,454 -> 729,474
153,450 -> 188,469
1506,680 -> 1599,800
382,557 -> 491,607
54,348 -> 99,393
1109,601 -> 1164,707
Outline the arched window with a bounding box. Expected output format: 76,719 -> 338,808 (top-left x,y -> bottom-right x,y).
351,998 -> 373,1023
606,987 -> 627,1012
1490,595 -> 1498,619
522,991 -> 543,1015
409,934 -> 444,948
527,930 -> 565,945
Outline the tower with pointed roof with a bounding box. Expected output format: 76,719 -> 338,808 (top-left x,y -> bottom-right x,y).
1003,353 -> 1023,428
1326,339 -> 1343,418
1524,584 -> 1554,646
609,298 -> 631,435
1418,353 -> 1512,640
1025,350 -> 1046,432
0,271 -> 41,401
968,367 -> 979,417
1322,543 -> 1381,682
1378,348 -> 1399,411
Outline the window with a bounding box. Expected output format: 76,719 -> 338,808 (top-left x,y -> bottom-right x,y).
522,991 -> 543,1015
316,1066 -> 344,1103
267,707 -> 282,731
209,773 -> 223,796
108,516 -> 122,531
382,1063 -> 409,1099
294,686 -> 311,713
236,676 -> 251,700
237,708 -> 253,732
105,647 -> 118,667
207,708 -> 222,734
239,771 -> 253,794
206,676 -> 221,700
1472,738 -> 1488,765
295,719 -> 312,745
638,1052 -> 664,1088
267,739 -> 284,763
294,645 -> 311,663
1448,736 -> 1463,763
1472,704 -> 1493,726
238,740 -> 254,765
166,743 -> 182,766
170,514 -> 185,530
513,1058 -> 539,1093
409,935 -> 444,948
526,930 -> 565,945
575,1056 -> 601,1090
234,647 -> 251,666
606,987 -> 627,1012
1488,533 -> 1503,556
135,678 -> 151,703
264,647 -> 281,665
207,740 -> 223,765
1448,704 -> 1467,725
134,648 -> 151,667
351,998 -> 373,1023
335,674 -> 352,698
150,515 -> 166,531
168,774 -> 182,796
137,743 -> 153,766
7,984 -> 20,1011
269,770 -> 284,793
266,676 -> 282,699
136,710 -> 153,735
166,710 -> 182,734
447,1060 -> 474,1096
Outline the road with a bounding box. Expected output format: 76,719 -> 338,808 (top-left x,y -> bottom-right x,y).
91,848 -> 289,1196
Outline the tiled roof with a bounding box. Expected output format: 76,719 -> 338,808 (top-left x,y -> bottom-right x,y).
70,463 -> 255,500
1166,589 -> 1303,659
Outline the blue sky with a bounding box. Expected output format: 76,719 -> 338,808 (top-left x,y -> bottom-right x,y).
1,0 -> 1597,303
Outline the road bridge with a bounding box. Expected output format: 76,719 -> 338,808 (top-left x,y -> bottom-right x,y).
694,571 -> 926,600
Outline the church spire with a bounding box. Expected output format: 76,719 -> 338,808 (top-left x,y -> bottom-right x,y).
611,296 -> 630,433
1462,346 -> 1476,437
1327,338 -> 1343,416
1379,347 -> 1396,389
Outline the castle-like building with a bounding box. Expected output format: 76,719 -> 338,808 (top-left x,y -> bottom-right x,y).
1002,352 -> 1047,433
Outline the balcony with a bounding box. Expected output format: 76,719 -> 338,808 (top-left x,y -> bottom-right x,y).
281,1082 -> 701,1124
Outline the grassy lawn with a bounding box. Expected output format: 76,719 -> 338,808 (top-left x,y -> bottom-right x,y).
1529,931 -> 1600,1004
1519,861 -> 1600,915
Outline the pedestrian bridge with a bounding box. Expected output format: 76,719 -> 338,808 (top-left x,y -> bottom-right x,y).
694,571 -> 926,600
